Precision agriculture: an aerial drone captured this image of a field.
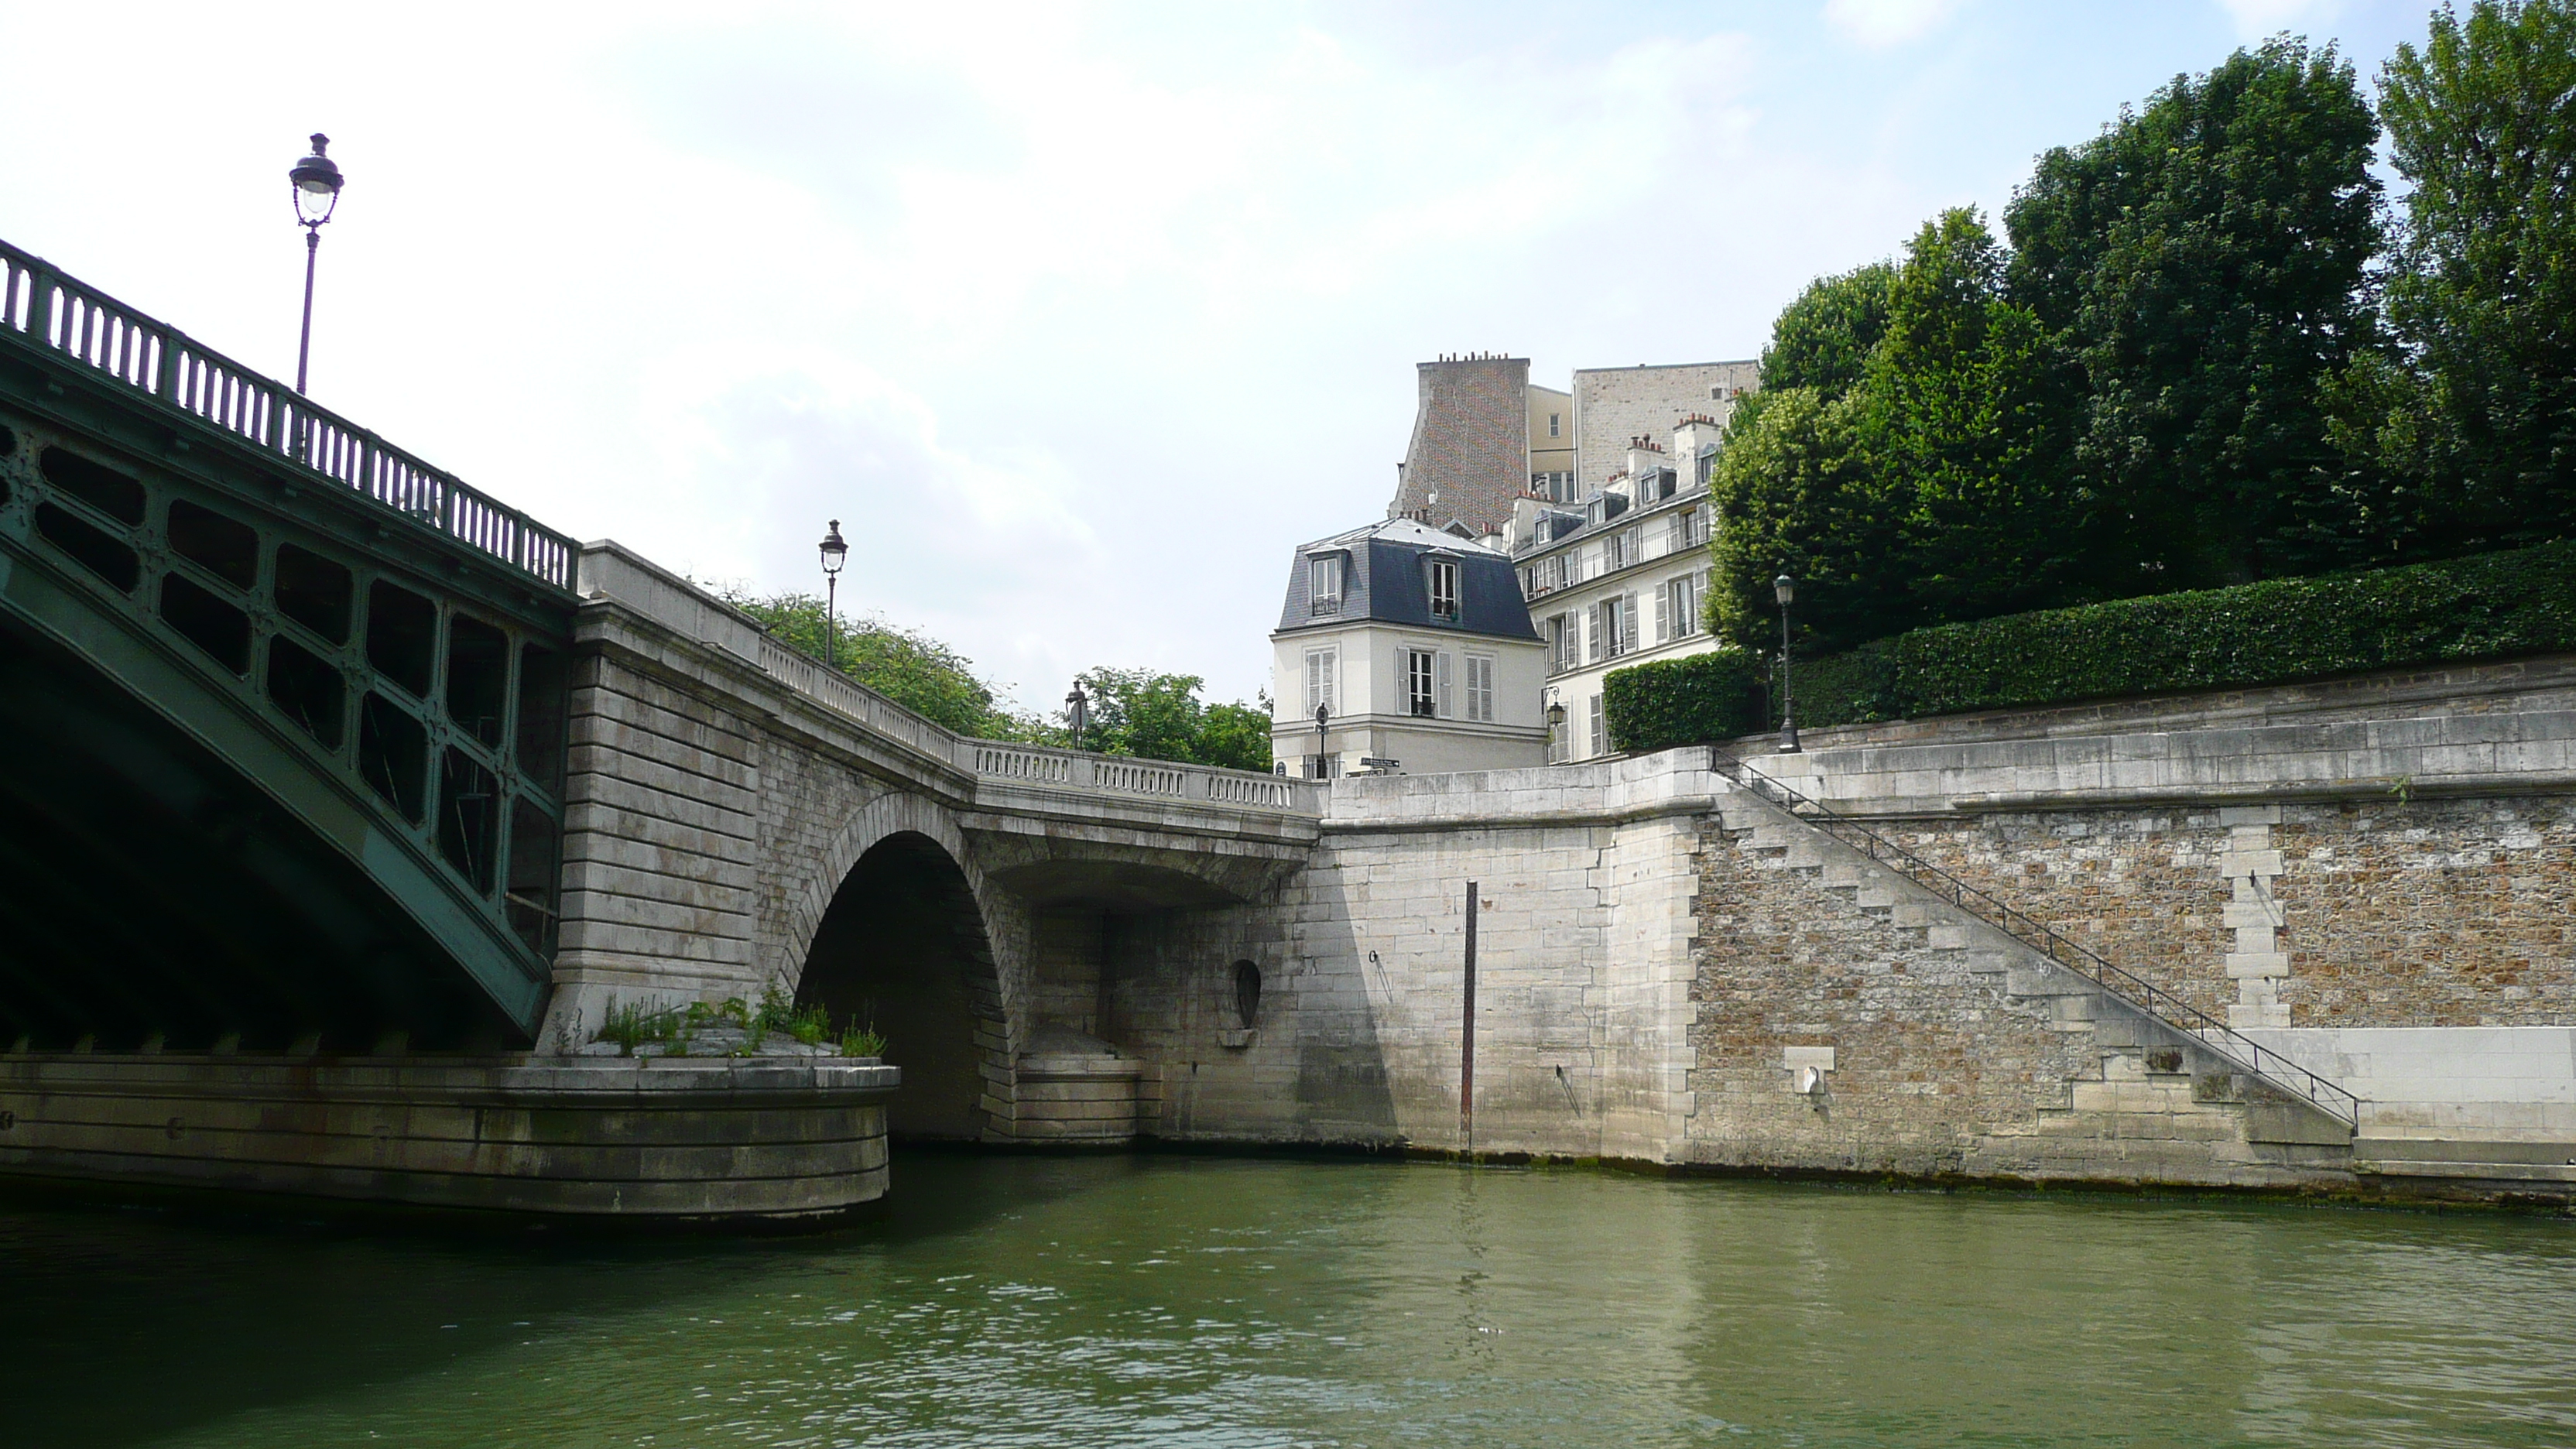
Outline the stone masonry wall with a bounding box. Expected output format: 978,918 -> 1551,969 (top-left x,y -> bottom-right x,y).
1689,813 -> 2105,1178
1119,757 -> 1707,1159
1572,361 -> 1759,492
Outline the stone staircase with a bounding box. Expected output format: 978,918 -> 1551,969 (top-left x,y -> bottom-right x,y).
1714,757 -> 2358,1184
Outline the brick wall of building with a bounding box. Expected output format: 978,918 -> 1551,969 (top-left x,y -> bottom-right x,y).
1387,355 -> 1531,535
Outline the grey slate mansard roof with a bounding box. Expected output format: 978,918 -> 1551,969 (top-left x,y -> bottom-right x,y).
1273,517 -> 1542,641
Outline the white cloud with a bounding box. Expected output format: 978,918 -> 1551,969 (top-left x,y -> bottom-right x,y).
1823,0 -> 1964,48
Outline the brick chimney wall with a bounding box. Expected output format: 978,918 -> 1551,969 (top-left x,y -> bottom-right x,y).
1386,354 -> 1530,535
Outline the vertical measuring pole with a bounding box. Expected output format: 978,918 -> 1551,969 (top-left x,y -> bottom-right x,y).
1461,881 -> 1478,1153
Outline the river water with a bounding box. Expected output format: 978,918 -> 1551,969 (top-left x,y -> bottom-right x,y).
4,1154 -> 2571,1447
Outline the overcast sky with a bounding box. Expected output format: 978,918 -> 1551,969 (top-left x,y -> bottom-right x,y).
2,0 -> 2439,711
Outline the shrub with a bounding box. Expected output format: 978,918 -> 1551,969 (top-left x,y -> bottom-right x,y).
1839,540 -> 2576,723
1612,540 -> 2576,741
1602,648 -> 1764,753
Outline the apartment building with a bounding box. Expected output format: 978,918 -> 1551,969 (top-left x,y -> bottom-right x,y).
1507,416 -> 1731,762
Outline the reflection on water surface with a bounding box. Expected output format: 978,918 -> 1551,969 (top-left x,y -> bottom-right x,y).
3,1155 -> 2571,1447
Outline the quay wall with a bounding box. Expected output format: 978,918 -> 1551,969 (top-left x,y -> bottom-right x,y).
1122,657 -> 2576,1197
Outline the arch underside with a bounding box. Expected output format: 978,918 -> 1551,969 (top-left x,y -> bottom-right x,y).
0,608 -> 521,1050
796,831 -> 1009,1140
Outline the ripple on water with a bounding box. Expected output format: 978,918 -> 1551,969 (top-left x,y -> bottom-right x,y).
2,1157 -> 2573,1448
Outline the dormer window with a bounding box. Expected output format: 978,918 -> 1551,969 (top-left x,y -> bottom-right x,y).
1309,554 -> 1344,616
1427,558 -> 1460,622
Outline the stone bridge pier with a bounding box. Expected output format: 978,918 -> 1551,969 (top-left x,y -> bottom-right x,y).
549,546 -> 1322,1146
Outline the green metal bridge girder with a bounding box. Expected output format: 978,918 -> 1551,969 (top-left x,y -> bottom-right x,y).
0,247 -> 580,1048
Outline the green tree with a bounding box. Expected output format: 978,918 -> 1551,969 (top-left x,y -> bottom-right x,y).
1706,385 -> 1895,653
717,588 -> 1041,739
1858,209 -> 2086,622
1708,211 -> 2081,653
2006,38 -> 2383,587
2374,0 -> 2576,555
1070,668 -> 1272,772
1759,262 -> 1896,398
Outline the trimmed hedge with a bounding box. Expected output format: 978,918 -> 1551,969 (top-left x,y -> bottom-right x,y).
1601,648 -> 1763,753
1605,540 -> 2576,748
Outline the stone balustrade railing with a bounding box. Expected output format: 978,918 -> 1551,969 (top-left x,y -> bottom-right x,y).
962,742 -> 1318,814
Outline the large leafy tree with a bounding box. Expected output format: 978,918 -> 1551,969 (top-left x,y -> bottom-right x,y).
1070,668 -> 1272,772
2006,38 -> 2382,587
1708,211 -> 2080,653
1857,210 -> 2085,622
718,589 -> 1041,740
1758,262 -> 1896,398
2372,0 -> 2576,555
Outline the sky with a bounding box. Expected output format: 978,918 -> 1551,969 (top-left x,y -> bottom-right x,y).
0,0 -> 2444,713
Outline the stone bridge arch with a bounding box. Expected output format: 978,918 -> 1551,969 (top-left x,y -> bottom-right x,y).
783,790 -> 1019,1141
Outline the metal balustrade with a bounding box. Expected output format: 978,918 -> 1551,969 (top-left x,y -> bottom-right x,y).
0,239 -> 577,591
1713,748 -> 2361,1127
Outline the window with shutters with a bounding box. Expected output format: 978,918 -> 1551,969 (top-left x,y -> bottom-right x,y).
1663,575 -> 1701,641
1308,554 -> 1343,616
1588,694 -> 1606,756
1465,654 -> 1495,722
1427,558 -> 1460,622
1303,646 -> 1338,716
1406,649 -> 1436,717
1598,595 -> 1632,659
1550,613 -> 1577,673
1604,531 -> 1630,571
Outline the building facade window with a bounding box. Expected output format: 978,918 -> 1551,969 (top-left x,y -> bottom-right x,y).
1550,613 -> 1577,673
1406,649 -> 1437,718
1604,531 -> 1629,571
1589,694 -> 1607,756
1548,412 -> 1561,438
1465,654 -> 1495,722
1595,594 -> 1633,660
1427,559 -> 1461,622
1660,574 -> 1701,642
1309,554 -> 1343,615
1303,646 -> 1338,716
1694,444 -> 1718,491
1549,707 -> 1570,763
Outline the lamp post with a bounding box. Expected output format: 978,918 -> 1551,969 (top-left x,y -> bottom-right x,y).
1546,695 -> 1567,762
1774,573 -> 1801,754
287,134 -> 344,397
1064,681 -> 1091,747
1314,701 -> 1332,779
817,520 -> 848,670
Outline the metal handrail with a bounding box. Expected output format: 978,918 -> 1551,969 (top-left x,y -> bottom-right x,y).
0,238 -> 577,591
1712,748 -> 2361,1126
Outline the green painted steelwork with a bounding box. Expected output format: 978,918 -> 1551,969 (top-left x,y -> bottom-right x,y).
0,239 -> 577,1045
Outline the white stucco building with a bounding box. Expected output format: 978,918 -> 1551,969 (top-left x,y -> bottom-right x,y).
1507,413 -> 1735,762
1267,518 -> 1551,777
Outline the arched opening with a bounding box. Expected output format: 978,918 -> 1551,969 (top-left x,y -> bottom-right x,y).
797,831 -> 1001,1141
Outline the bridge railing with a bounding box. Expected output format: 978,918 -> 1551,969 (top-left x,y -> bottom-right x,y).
960,740 -> 1321,814
755,635 -> 959,763
0,238 -> 577,591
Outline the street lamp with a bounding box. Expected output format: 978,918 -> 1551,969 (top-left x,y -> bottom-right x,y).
287,134 -> 344,396
1314,701 -> 1332,779
817,519 -> 848,670
1064,681 -> 1091,745
1773,573 -> 1801,754
1546,695 -> 1567,762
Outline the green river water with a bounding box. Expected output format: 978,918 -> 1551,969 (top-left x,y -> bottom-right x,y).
4,1154 -> 2572,1447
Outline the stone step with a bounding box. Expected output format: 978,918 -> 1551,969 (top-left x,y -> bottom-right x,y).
2353,1135 -> 2576,1168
